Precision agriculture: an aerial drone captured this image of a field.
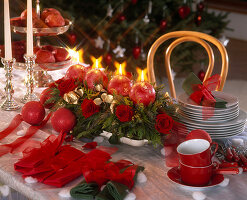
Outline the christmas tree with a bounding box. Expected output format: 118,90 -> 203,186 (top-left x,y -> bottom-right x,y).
41,0 -> 229,78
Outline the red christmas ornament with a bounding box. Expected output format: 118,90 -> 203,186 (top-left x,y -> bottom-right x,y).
195,13 -> 202,26
197,2 -> 205,12
65,64 -> 86,81
21,101 -> 45,125
198,69 -> 205,82
131,0 -> 138,5
108,75 -> 133,96
68,32 -> 77,46
118,14 -> 126,22
160,19 -> 167,31
104,53 -> 112,65
132,46 -> 141,59
51,108 -> 76,133
40,88 -> 54,109
129,82 -> 156,106
85,69 -> 108,89
178,6 -> 191,19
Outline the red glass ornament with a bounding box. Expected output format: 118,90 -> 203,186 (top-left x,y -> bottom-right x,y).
108,75 -> 133,96
178,6 -> 191,19
129,82 -> 156,106
21,101 -> 45,125
40,88 -> 54,109
131,0 -> 138,5
160,19 -> 167,31
51,108 -> 76,133
65,64 -> 86,81
197,2 -> 205,12
132,46 -> 141,59
68,32 -> 77,46
104,53 -> 112,65
85,69 -> 108,89
198,69 -> 205,82
118,14 -> 126,22
195,13 -> 202,26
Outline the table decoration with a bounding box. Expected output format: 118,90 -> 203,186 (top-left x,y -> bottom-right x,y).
1,0 -> 20,111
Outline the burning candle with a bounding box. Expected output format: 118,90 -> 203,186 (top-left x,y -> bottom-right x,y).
85,58 -> 108,89
26,0 -> 33,56
3,0 -> 12,60
108,62 -> 133,96
129,68 -> 156,106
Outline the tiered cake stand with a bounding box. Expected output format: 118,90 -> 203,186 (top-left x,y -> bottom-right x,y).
10,0 -> 73,87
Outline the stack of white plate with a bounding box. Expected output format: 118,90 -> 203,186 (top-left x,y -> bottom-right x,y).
176,91 -> 247,139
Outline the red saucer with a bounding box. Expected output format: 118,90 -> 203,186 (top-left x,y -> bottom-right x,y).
167,167 -> 224,189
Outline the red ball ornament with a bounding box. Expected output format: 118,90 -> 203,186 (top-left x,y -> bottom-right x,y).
104,53 -> 112,65
51,108 -> 76,133
195,13 -> 202,26
132,46 -> 141,59
118,14 -> 126,22
108,75 -> 133,96
85,69 -> 108,89
68,32 -> 77,46
160,19 -> 167,31
178,6 -> 191,19
198,69 -> 205,82
21,101 -> 45,125
197,2 -> 205,12
40,88 -> 54,109
129,82 -> 156,106
65,64 -> 86,81
131,0 -> 138,5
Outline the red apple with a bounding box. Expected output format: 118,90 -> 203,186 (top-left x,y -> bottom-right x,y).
53,47 -> 69,62
129,82 -> 156,106
20,8 -> 38,21
45,13 -> 65,27
33,46 -> 41,54
36,50 -> 55,64
65,64 -> 86,81
85,69 -> 108,89
108,75 -> 133,96
41,45 -> 56,52
41,8 -> 61,21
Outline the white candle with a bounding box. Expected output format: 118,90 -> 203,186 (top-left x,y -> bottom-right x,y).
26,0 -> 33,56
3,0 -> 12,60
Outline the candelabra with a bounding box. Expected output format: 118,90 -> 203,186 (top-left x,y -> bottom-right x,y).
1,58 -> 20,111
21,55 -> 38,103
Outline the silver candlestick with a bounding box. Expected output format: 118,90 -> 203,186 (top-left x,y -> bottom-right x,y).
1,58 -> 20,111
21,55 -> 38,103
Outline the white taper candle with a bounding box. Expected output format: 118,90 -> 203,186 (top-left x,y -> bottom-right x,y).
3,0 -> 12,60
26,0 -> 33,56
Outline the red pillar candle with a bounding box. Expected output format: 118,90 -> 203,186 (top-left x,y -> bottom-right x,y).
129,70 -> 155,106
108,63 -> 133,96
65,64 -> 86,81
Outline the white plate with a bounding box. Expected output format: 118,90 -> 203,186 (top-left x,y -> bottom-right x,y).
178,91 -> 238,109
178,110 -> 239,119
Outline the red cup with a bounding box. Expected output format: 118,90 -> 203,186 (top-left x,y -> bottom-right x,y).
177,139 -> 218,167
180,161 -> 213,186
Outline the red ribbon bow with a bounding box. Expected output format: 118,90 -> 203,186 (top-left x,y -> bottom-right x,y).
190,74 -> 221,106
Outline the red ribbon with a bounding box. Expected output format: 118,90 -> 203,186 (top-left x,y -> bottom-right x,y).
190,74 -> 221,106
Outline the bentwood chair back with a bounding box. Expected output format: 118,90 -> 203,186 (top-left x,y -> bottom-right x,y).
147,31 -> 229,99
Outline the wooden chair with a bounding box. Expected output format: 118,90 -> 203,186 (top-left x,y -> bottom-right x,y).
147,31 -> 229,99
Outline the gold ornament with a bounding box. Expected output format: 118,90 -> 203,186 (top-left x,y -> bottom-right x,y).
94,98 -> 102,105
95,84 -> 103,92
63,91 -> 79,104
105,94 -> 114,103
101,93 -> 107,101
75,88 -> 84,97
110,100 -> 116,113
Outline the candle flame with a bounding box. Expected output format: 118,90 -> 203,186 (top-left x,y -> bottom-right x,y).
91,56 -> 103,69
114,61 -> 126,75
137,67 -> 148,81
67,48 -> 85,63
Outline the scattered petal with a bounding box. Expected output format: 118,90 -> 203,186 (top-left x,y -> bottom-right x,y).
25,176 -> 38,184
16,130 -> 25,136
192,191 -> 206,200
124,192 -> 136,200
0,185 -> 10,197
93,136 -> 104,143
82,142 -> 98,149
219,178 -> 229,187
58,189 -> 71,198
137,172 -> 147,184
